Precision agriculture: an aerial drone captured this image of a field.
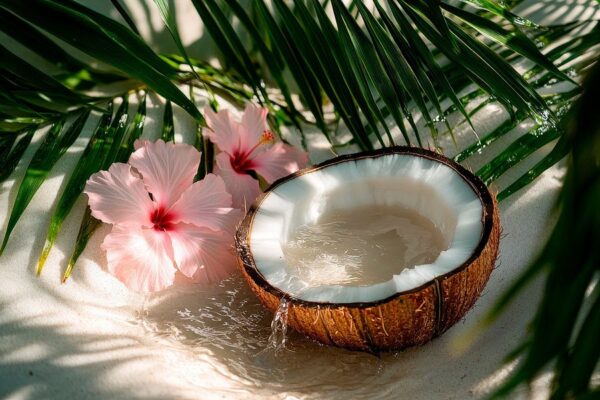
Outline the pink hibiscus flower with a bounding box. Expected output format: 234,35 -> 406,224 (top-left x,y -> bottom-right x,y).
205,104 -> 309,209
84,139 -> 242,293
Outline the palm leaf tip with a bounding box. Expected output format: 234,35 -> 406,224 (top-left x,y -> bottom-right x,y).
62,209 -> 102,283
36,239 -> 53,276
0,235 -> 9,256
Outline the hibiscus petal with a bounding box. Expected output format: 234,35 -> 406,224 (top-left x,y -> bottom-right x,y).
129,139 -> 200,209
170,173 -> 242,231
84,163 -> 154,227
240,104 -> 268,151
204,107 -> 241,155
252,142 -> 309,184
214,152 -> 261,210
102,225 -> 176,293
168,223 -> 238,283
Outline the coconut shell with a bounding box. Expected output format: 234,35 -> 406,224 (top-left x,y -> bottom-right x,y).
235,146 -> 500,352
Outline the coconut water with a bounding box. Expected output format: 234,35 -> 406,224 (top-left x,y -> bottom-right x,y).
283,205 -> 447,287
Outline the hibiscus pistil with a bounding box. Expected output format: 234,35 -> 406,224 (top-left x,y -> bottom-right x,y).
229,150 -> 256,174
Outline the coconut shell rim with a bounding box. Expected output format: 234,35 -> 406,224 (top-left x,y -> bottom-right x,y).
235,146 -> 496,308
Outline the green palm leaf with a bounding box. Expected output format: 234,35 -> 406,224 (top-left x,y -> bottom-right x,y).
0,7 -> 125,90
191,0 -> 267,103
153,0 -> 202,85
441,2 -> 574,84
0,132 -> 17,161
0,128 -> 35,182
36,100 -> 130,274
498,137 -> 568,201
312,0 -> 395,146
110,0 -> 140,35
224,0 -> 302,132
0,0 -> 202,122
0,111 -> 90,254
485,62 -> 600,399
391,1 -> 475,132
252,0 -> 328,137
0,8 -> 85,73
357,0 -> 440,144
460,0 -> 538,28
275,0 -> 374,149
161,100 -> 175,142
332,1 -> 417,145
0,43 -> 87,112
63,94 -> 148,281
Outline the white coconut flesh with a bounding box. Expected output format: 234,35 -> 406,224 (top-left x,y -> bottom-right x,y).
249,154 -> 484,304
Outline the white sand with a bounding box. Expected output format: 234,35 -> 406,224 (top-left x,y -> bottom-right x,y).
0,1 -> 597,399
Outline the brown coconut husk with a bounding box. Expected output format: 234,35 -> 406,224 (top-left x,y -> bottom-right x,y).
235,146 -> 500,352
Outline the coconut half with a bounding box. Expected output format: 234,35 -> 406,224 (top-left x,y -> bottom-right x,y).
236,147 -> 500,352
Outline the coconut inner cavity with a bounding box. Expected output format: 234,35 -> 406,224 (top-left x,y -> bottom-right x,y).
282,204 -> 448,287
249,154 -> 483,303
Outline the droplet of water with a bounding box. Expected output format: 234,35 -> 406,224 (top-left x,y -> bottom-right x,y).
567,68 -> 578,78
533,108 -> 553,126
432,114 -> 447,123
511,15 -> 539,29
268,298 -> 290,351
534,39 -> 545,49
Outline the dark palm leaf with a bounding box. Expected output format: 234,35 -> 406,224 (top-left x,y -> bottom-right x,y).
0,128 -> 35,182
486,62 -> 600,399
0,111 -> 89,254
0,0 -> 202,122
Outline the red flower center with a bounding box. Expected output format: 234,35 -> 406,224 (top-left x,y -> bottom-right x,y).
230,150 -> 256,174
230,130 -> 275,175
150,206 -> 176,231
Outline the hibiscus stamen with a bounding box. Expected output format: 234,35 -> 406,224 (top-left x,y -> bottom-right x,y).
230,130 -> 276,175
245,130 -> 275,156
260,130 -> 275,144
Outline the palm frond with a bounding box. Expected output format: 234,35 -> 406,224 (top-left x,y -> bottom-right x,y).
0,0 -> 202,121
110,0 -> 141,35
35,100 -> 123,274
486,61 -> 600,399
0,111 -> 89,254
192,0 -> 268,103
63,93 -> 149,281
441,2 -> 573,84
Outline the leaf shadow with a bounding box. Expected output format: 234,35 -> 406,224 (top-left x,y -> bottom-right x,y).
514,0 -> 600,26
